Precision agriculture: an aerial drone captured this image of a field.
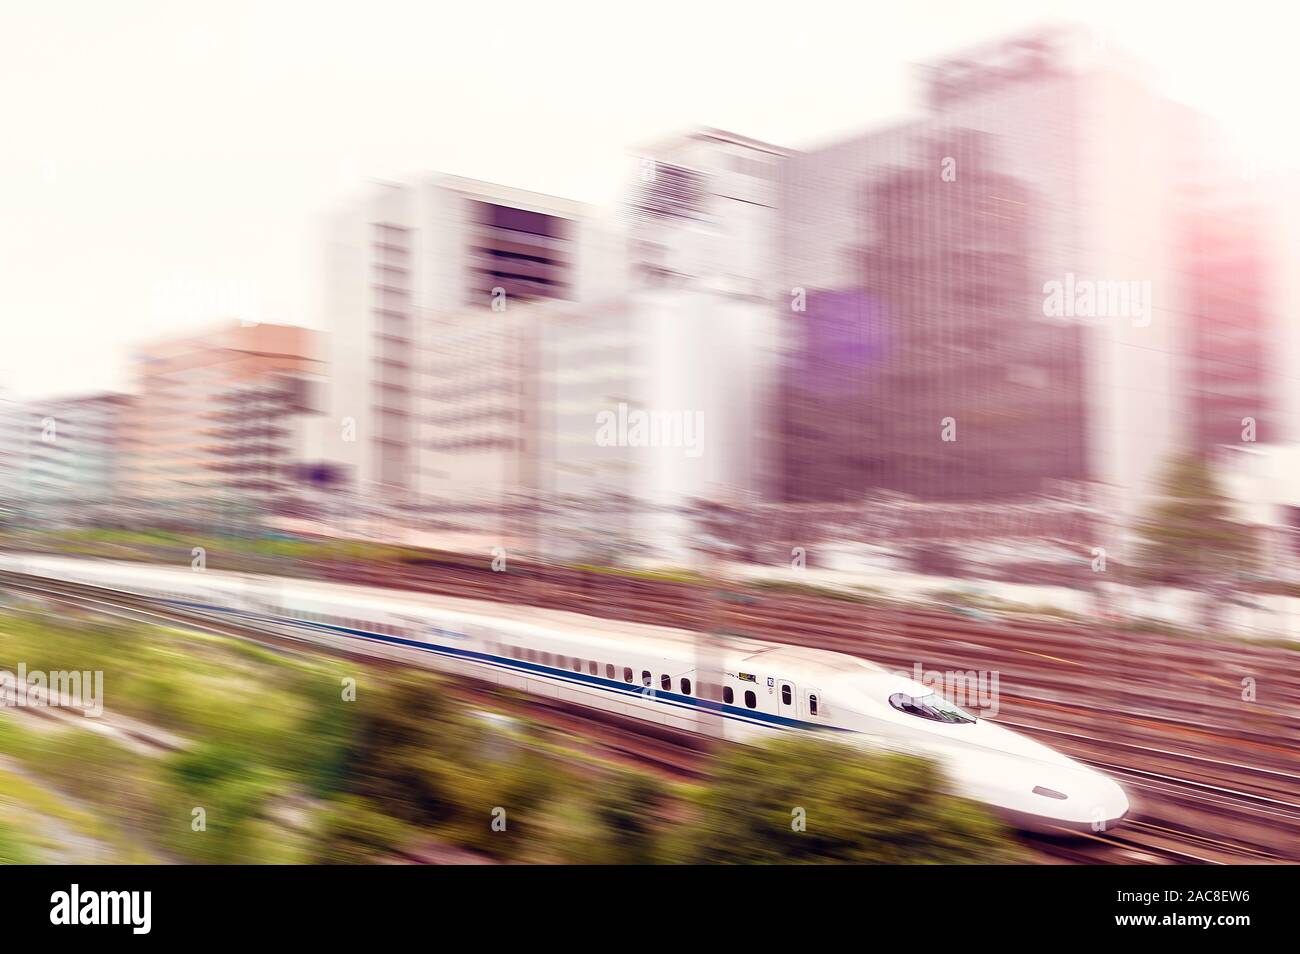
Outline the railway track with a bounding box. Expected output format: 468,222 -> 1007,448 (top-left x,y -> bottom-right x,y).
4,556 -> 1297,864
0,574 -> 712,783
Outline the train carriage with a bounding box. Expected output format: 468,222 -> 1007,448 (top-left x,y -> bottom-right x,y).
0,553 -> 1129,833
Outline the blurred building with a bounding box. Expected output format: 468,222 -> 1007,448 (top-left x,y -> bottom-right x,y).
414,177 -> 594,518
0,387 -> 29,527
209,373 -> 331,523
1212,177 -> 1300,577
535,130 -> 785,561
124,323 -> 327,528
774,26 -> 1246,541
16,392 -> 131,528
627,128 -> 784,297
324,177 -> 619,541
1181,194 -> 1273,452
323,182 -> 417,504
780,132 -> 1087,502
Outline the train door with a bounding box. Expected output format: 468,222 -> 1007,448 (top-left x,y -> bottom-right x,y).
777,680 -> 797,719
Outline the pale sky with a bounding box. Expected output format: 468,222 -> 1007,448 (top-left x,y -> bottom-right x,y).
1,0 -> 1294,399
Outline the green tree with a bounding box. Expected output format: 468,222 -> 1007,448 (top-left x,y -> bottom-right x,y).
313,795 -> 412,864
671,736 -> 1018,864
1133,454 -> 1258,610
543,766 -> 670,864
341,672 -> 468,828
332,671 -> 565,859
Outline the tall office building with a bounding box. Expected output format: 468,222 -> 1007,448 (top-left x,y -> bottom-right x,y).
1179,189 -> 1274,452
414,177 -> 597,514
535,130 -> 786,560
325,175 -> 616,539
322,182 -> 417,502
776,26 -> 1231,538
781,131 -> 1087,502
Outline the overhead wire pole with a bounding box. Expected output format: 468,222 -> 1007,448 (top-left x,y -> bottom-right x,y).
693,506 -> 725,745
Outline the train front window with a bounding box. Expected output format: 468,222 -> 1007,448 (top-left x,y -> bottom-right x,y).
888,692 -> 976,724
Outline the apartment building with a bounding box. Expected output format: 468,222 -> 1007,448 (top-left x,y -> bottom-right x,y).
124,322 -> 326,527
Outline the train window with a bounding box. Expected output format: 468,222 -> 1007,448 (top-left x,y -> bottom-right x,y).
572,658 -> 582,673
542,653 -> 553,666
680,678 -> 691,695
723,686 -> 734,705
888,692 -> 975,725
641,670 -> 651,687
660,674 -> 670,691
781,684 -> 792,706
588,661 -> 598,675
606,664 -> 616,679
808,694 -> 819,716
623,667 -> 633,683
744,690 -> 756,709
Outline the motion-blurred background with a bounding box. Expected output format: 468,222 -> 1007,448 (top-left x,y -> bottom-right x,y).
0,3 -> 1296,864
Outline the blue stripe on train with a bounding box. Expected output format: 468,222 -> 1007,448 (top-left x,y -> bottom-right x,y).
162,596 -> 839,732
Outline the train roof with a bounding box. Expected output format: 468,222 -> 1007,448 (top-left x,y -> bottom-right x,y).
8,554 -> 774,656
6,555 -> 904,681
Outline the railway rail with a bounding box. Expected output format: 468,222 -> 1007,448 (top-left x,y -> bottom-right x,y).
3,556 -> 1297,864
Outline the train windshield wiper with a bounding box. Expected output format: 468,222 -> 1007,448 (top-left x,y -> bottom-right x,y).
890,692 -> 977,724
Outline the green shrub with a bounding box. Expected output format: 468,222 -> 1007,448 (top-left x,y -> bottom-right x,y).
545,767 -> 670,864
313,795 -> 410,864
672,736 -> 1020,864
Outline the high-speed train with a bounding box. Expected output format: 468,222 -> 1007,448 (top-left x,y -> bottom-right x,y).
0,553 -> 1128,833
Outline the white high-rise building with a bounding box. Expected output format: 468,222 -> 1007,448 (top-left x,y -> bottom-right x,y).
324,175 -> 616,542
535,129 -> 787,561
323,182 -> 418,503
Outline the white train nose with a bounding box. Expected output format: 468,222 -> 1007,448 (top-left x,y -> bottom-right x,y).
1014,768 -> 1130,833
944,749 -> 1131,834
